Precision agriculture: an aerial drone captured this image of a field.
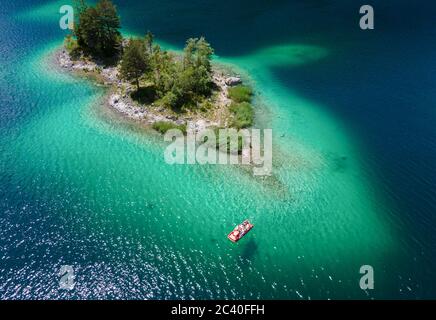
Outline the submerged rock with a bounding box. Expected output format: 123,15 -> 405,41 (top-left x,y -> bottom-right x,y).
225,76 -> 242,86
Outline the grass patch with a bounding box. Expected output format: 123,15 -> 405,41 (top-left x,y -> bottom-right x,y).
199,99 -> 214,113
228,85 -> 253,103
152,121 -> 187,134
229,102 -> 254,129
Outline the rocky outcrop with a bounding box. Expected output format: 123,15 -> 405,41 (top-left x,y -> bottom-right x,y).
109,93 -> 162,123
187,119 -> 218,133
225,76 -> 242,86
108,93 -> 220,131
57,49 -> 96,73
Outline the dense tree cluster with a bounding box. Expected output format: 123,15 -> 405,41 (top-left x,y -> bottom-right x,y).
162,37 -> 214,109
120,35 -> 214,110
74,0 -> 121,57
69,0 -> 215,111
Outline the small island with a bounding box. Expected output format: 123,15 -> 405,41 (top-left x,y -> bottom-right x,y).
57,0 -> 255,135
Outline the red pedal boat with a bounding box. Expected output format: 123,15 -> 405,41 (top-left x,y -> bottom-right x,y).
228,220 -> 254,242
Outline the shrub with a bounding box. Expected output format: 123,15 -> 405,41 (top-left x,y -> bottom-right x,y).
152,121 -> 186,134
229,102 -> 254,129
64,35 -> 81,59
160,91 -> 180,109
228,85 -> 253,103
199,100 -> 213,112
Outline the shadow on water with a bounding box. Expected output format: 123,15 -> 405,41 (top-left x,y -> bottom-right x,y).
237,238 -> 259,267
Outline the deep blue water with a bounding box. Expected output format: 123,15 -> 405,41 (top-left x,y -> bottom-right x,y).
276,2 -> 436,296
1,0 -> 435,299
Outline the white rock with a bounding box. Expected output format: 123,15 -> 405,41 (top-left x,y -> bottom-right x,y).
225,77 -> 242,86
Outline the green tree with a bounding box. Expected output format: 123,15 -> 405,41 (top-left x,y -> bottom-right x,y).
144,30 -> 154,54
159,37 -> 215,109
193,37 -> 214,95
95,0 -> 121,56
120,39 -> 149,90
181,37 -> 214,96
183,38 -> 196,70
151,45 -> 177,97
76,7 -> 98,51
74,0 -> 88,20
195,37 -> 214,72
74,0 -> 121,57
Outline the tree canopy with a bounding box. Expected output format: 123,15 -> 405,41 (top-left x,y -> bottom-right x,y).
68,3 -> 216,112
120,39 -> 150,90
156,37 -> 214,109
74,0 -> 121,57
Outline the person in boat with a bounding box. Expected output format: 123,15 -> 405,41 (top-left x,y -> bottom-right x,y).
238,224 -> 245,235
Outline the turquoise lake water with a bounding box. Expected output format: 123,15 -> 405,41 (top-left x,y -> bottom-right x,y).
1,1 -> 435,299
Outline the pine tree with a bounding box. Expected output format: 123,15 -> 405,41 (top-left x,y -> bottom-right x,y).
195,37 -> 214,73
183,38 -> 196,70
95,0 -> 121,56
144,31 -> 154,54
74,0 -> 121,57
120,39 -> 149,90
180,37 -> 214,96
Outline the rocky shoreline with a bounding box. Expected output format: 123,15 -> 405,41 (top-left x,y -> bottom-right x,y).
55,48 -> 244,133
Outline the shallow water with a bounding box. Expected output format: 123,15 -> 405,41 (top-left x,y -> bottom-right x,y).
0,1 -> 435,299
